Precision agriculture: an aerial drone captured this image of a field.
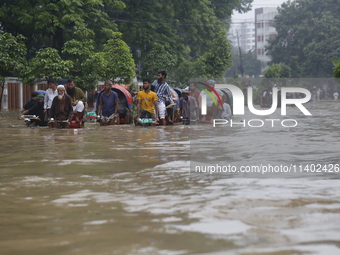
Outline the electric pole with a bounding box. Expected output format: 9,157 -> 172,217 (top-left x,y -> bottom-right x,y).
236,29 -> 244,77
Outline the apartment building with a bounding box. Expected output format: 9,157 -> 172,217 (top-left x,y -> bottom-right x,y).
228,21 -> 255,53
255,7 -> 278,72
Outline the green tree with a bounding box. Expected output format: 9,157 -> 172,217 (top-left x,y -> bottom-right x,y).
62,27 -> 99,90
99,37 -> 136,84
280,64 -> 291,78
225,47 -> 261,77
112,0 -> 252,82
63,28 -> 136,89
332,60 -> 340,78
263,64 -> 282,79
0,33 -> 27,110
0,0 -> 124,55
263,64 -> 291,79
141,43 -> 178,80
23,48 -> 73,85
266,0 -> 340,77
289,56 -> 303,78
0,0 -> 253,87
194,32 -> 233,78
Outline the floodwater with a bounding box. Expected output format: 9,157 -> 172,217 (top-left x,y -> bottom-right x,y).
1,101 -> 340,255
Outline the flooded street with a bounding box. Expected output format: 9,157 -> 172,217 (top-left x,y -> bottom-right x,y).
1,102 -> 340,255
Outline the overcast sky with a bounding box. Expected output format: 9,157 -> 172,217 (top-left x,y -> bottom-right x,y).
232,0 -> 288,22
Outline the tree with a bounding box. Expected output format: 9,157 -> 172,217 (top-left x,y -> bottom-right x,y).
266,0 -> 340,77
280,64 -> 291,78
0,0 -> 253,88
99,37 -> 136,84
225,47 -> 261,77
62,27 -> 100,90
0,33 -> 27,110
23,48 -> 73,85
0,0 -> 124,56
332,60 -> 340,78
111,0 -> 252,82
194,32 -> 233,78
61,25 -> 137,90
264,64 -> 282,79
289,56 -> 303,78
141,43 -> 178,80
263,64 -> 291,78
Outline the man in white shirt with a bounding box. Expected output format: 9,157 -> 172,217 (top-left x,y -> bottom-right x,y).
44,78 -> 58,120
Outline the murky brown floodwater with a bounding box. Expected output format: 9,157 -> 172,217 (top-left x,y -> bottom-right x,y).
1,101 -> 340,255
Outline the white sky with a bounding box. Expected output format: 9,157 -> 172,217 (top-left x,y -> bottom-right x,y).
232,0 -> 288,22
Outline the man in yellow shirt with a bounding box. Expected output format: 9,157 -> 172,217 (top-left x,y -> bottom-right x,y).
136,79 -> 159,123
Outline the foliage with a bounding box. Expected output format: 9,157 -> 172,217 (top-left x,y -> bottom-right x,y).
225,47 -> 261,77
0,0 -> 124,55
289,56 -> 303,78
23,48 -> 73,85
0,33 -> 27,80
264,64 -> 291,79
266,0 -> 340,77
264,64 -> 282,79
141,43 -> 178,80
332,60 -> 340,78
0,0 -> 253,87
99,37 -> 136,84
112,0 -> 252,82
0,32 -> 28,110
63,31 -> 136,89
280,64 -> 291,78
193,32 -> 233,78
62,27 -> 99,90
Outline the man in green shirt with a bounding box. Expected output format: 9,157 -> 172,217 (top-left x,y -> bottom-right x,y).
66,79 -> 86,122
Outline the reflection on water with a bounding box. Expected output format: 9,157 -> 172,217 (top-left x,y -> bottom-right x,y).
0,102 -> 340,255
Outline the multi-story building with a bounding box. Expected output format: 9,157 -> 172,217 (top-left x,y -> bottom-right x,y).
255,7 -> 278,72
228,21 -> 255,53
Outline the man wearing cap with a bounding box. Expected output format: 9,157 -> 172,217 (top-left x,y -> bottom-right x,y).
66,79 -> 86,122
21,94 -> 47,126
44,78 -> 58,120
49,85 -> 73,127
179,89 -> 198,125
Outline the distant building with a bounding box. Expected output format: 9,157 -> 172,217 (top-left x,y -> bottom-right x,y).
255,7 -> 278,72
228,21 -> 255,53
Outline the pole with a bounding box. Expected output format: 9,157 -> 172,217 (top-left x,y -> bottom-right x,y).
236,30 -> 244,77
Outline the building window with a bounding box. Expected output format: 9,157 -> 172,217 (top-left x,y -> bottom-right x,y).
258,48 -> 262,55
257,35 -> 264,41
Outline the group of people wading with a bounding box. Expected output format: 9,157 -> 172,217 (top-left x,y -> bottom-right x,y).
20,78 -> 86,128
134,71 -> 232,126
20,70 -> 232,127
